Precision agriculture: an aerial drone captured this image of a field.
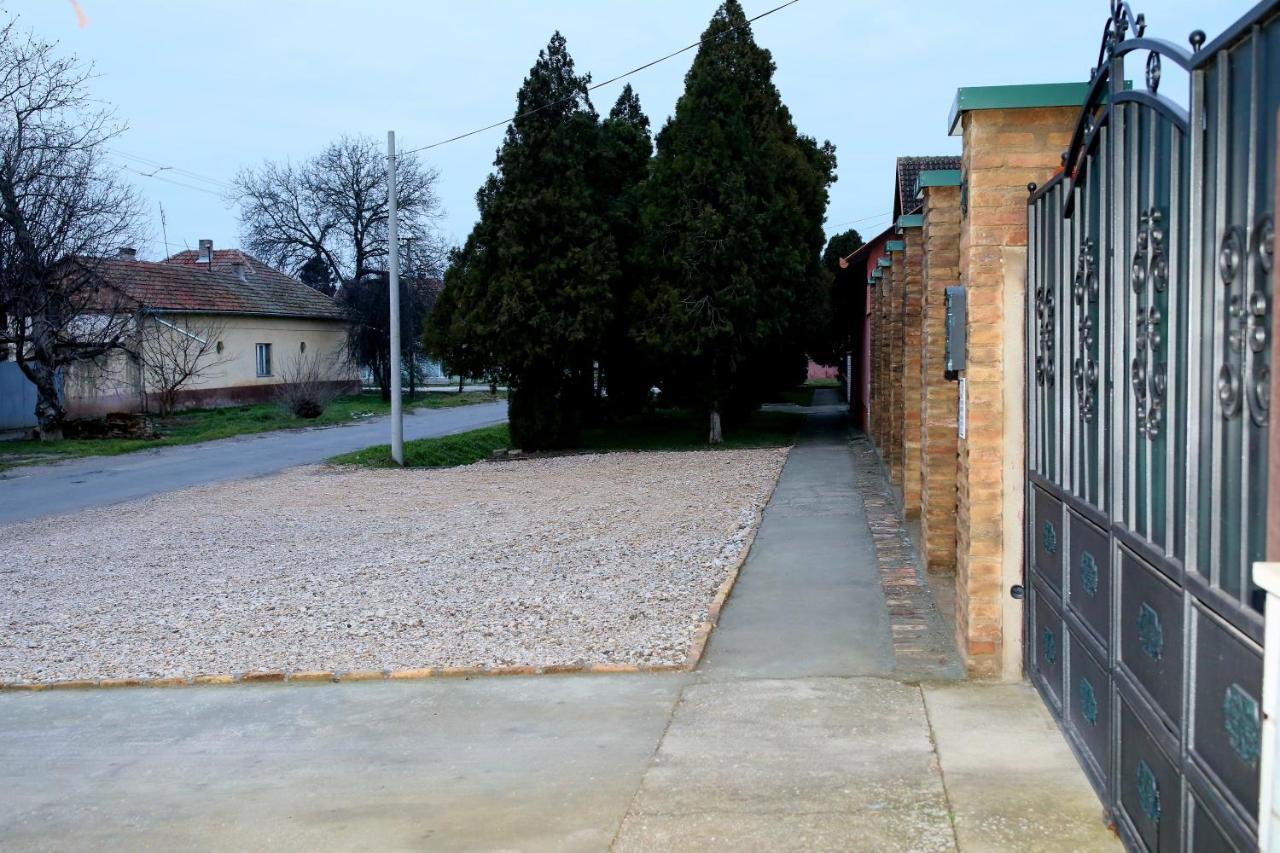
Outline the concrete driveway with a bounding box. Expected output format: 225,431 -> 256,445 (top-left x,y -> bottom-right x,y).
0,396 -> 1118,851
0,399 -> 506,525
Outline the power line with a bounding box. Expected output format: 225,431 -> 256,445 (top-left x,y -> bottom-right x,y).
402,0 -> 802,156
827,211 -> 893,230
109,149 -> 235,190
118,164 -> 232,202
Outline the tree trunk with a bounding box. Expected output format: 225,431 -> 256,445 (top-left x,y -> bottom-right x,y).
708,406 -> 723,445
27,361 -> 65,441
458,375 -> 464,394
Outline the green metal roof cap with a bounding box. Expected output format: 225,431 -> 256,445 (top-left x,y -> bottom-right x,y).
947,82 -> 1091,136
878,257 -> 892,267
898,214 -> 923,229
871,268 -> 882,279
918,169 -> 962,189
886,240 -> 906,252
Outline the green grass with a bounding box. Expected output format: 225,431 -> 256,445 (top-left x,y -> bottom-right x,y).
329,423 -> 512,468
578,408 -> 804,452
804,377 -> 840,387
0,390 -> 504,471
330,407 -> 804,469
770,386 -> 817,407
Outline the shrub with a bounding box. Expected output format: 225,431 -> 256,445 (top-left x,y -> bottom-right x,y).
274,352 -> 341,419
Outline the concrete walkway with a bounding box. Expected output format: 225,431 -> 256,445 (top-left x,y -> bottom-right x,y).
0,391 -> 1118,851
0,398 -> 507,524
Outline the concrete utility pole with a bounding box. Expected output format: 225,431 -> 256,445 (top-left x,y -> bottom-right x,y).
387,130 -> 404,465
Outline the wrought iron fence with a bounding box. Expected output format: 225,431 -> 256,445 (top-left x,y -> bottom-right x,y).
1025,1 -> 1277,849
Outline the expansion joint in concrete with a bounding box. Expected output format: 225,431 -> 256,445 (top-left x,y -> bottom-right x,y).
919,684 -> 963,852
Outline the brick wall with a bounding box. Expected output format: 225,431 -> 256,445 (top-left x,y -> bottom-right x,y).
955,105 -> 1076,679
875,268 -> 890,453
920,184 -> 961,573
887,245 -> 905,485
900,228 -> 924,519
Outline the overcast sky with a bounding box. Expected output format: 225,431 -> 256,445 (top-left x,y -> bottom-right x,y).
11,0 -> 1255,263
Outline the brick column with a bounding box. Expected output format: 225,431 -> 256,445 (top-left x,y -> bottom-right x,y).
873,263 -> 890,452
919,179 -> 962,573
899,226 -> 924,519
886,242 -> 906,485
952,91 -> 1079,679
869,274 -> 882,445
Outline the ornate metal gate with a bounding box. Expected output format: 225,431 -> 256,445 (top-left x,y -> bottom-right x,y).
1026,2 -> 1277,849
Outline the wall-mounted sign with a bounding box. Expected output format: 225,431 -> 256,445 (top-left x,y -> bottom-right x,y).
958,378 -> 967,439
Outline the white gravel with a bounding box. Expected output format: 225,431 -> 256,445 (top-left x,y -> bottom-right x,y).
0,449 -> 786,683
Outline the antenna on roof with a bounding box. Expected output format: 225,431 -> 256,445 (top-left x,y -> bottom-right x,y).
158,202 -> 169,260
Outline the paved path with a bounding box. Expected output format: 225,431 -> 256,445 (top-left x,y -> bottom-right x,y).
0,399 -> 507,524
0,390 -> 1118,851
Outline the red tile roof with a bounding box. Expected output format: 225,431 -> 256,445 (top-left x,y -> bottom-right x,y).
94,252 -> 345,320
895,155 -> 962,217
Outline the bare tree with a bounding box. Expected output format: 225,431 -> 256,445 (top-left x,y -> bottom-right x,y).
0,15 -> 148,439
272,349 -> 345,419
138,316 -> 232,415
233,135 -> 446,287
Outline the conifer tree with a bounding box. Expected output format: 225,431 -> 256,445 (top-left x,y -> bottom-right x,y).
595,84 -> 653,416
642,0 -> 835,442
427,33 -> 617,449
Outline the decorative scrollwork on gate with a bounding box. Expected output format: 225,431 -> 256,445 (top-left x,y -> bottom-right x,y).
1131,208 -> 1167,439
1072,240 -> 1099,421
1035,281 -> 1056,387
1218,225 -> 1247,419
1246,214 -> 1272,427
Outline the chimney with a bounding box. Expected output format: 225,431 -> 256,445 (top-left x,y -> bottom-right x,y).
116,247 -> 137,260
196,239 -> 213,265
231,261 -> 247,283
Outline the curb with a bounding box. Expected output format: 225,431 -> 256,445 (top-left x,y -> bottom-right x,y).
0,448 -> 787,693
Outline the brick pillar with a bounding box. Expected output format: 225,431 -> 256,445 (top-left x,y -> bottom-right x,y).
920,182 -> 961,573
955,103 -> 1077,680
887,243 -> 906,485
869,275 -> 882,445
874,265 -> 890,452
900,227 -> 924,519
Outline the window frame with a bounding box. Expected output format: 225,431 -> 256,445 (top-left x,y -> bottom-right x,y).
255,343 -> 272,377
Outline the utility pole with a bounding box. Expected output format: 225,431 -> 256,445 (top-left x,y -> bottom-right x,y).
387,130 -> 404,465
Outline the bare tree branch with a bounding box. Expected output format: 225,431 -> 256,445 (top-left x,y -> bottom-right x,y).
137,316 -> 233,415
0,14 -> 149,439
233,135 -> 445,287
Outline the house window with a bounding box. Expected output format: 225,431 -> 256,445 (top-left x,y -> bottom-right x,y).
255,343 -> 272,377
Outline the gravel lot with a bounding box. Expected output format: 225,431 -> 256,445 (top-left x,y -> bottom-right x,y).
1,449 -> 786,683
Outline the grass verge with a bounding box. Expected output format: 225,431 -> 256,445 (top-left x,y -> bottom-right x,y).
770,386 -> 816,407
330,408 -> 804,469
578,408 -> 804,452
0,390 -> 504,471
329,424 -> 512,468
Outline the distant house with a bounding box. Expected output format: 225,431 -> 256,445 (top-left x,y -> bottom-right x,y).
61,240 -> 358,416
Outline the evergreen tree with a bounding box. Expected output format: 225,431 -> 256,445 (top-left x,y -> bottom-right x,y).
299,253 -> 336,296
426,33 -> 617,449
810,228 -> 864,366
642,0 -> 835,442
424,241 -> 500,389
595,84 -> 653,416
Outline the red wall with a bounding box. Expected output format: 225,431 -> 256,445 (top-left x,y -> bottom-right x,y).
856,231 -> 892,432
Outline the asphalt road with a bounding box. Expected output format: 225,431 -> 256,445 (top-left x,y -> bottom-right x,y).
0,399 -> 507,526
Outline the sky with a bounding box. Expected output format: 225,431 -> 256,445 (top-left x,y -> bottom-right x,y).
9,0 -> 1258,263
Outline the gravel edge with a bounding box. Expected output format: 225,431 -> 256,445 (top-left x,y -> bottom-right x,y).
0,449 -> 787,692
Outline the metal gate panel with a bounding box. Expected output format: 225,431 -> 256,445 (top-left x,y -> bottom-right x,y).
1025,3 -> 1277,849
